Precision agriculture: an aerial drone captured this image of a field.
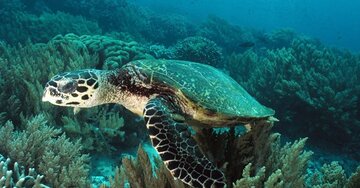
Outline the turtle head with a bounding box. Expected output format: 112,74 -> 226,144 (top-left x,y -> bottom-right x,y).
42,69 -> 103,108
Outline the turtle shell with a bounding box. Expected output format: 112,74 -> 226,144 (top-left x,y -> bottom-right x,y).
128,59 -> 274,118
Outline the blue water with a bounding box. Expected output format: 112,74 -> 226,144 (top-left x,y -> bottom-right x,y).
135,0 -> 360,52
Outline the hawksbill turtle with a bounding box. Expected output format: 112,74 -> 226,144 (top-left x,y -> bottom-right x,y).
42,59 -> 275,188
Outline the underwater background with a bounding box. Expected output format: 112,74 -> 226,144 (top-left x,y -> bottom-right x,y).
0,0 -> 359,187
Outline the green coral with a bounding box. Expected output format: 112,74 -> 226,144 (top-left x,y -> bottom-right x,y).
0,114 -> 90,187
226,37 -> 360,157
306,162 -> 360,188
142,14 -> 195,45
62,106 -> 128,153
0,35 -> 146,154
173,36 -> 223,67
195,121 -> 313,187
53,34 -> 153,69
232,163 -> 266,188
110,122 -> 316,187
0,2 -> 358,186
264,28 -> 299,49
0,39 -> 97,125
110,145 -> 188,188
0,155 -> 48,187
0,10 -> 101,44
198,15 -> 254,54
110,122 -> 360,187
41,0 -> 148,38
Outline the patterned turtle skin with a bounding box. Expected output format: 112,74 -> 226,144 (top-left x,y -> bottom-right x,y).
42,59 -> 275,188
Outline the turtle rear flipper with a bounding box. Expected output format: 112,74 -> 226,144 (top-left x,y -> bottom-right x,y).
143,97 -> 226,188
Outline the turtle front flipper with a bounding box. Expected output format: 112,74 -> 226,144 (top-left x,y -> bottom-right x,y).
143,97 -> 226,188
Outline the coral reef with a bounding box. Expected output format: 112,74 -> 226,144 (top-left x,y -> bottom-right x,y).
173,36 -> 223,67
52,34 -> 153,69
194,121 -> 312,187
226,37 -> 360,159
0,35 -> 148,153
0,8 -> 101,44
0,154 -> 48,187
0,0 -> 359,187
148,44 -> 176,59
197,15 -> 254,54
109,145 -> 188,188
306,161 -> 360,188
111,122 -> 360,188
142,14 -> 196,45
0,114 -> 90,187
0,39 -> 96,125
39,0 -> 147,38
264,28 -> 299,49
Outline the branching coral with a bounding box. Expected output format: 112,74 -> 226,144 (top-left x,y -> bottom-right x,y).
0,33 -> 149,155
0,36 -> 143,152
232,163 -> 266,188
195,121 -> 313,187
306,162 -> 360,188
62,106 -> 128,153
0,38 -> 97,125
0,2 -> 358,186
0,114 -> 90,187
110,145 -> 188,188
108,121 -> 317,187
0,154 -> 48,187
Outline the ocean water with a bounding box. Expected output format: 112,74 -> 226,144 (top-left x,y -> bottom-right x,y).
135,0 -> 360,52
0,0 -> 359,187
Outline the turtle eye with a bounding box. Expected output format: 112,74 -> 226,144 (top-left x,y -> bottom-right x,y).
59,80 -> 78,93
49,88 -> 57,96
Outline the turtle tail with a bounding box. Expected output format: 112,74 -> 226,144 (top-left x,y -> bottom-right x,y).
143,96 -> 226,188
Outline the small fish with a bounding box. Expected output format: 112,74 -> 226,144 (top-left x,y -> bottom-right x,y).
239,41 -> 255,48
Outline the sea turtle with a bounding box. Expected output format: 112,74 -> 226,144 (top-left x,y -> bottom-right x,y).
42,59 -> 275,188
